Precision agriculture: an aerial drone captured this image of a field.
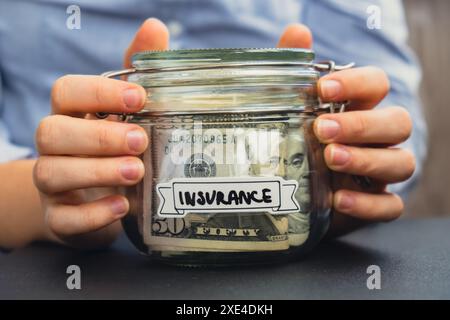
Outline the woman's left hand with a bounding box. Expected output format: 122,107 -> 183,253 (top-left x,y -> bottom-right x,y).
278,24 -> 415,235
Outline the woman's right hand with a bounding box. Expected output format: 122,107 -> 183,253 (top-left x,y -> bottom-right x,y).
33,18 -> 169,249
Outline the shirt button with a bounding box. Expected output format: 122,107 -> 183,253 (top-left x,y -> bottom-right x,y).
167,20 -> 184,37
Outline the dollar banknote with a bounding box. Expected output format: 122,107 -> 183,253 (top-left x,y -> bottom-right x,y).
285,126 -> 311,246
143,120 -> 310,253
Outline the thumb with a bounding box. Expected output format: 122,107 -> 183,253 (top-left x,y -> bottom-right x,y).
277,24 -> 313,49
123,18 -> 170,68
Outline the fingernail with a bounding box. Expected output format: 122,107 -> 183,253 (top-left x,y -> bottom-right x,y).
109,198 -> 128,216
337,193 -> 355,210
317,119 -> 340,140
330,145 -> 350,166
127,130 -> 146,152
123,88 -> 145,109
320,80 -> 342,99
120,160 -> 142,180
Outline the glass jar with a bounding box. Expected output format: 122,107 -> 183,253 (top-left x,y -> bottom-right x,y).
103,49 -> 348,266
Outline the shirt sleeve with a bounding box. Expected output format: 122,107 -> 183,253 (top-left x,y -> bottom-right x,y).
303,0 -> 428,200
0,68 -> 33,163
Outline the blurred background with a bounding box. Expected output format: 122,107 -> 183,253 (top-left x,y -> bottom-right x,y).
404,0 -> 450,216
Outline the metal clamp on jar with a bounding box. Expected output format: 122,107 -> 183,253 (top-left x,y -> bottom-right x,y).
98,48 -> 354,266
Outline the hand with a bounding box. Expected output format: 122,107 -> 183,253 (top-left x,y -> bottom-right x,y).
33,19 -> 170,249
278,25 -> 415,235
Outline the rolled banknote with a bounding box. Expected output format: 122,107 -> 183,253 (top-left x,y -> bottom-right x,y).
143,120 -> 313,253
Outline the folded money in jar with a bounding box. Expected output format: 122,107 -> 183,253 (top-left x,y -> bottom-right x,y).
99,48 -> 352,266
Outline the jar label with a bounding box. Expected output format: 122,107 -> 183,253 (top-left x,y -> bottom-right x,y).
156,176 -> 300,218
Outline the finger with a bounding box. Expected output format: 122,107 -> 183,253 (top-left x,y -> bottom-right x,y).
51,75 -> 147,115
124,18 -> 170,68
333,189 -> 404,222
46,195 -> 128,237
36,115 -> 148,156
318,66 -> 390,110
277,23 -> 313,48
34,156 -> 145,194
324,144 -> 415,183
314,106 -> 412,145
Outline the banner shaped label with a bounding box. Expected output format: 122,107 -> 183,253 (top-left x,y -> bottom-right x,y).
156,177 -> 300,218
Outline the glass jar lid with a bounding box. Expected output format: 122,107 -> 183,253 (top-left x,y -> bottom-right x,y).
98,49 -> 354,117
131,48 -> 316,70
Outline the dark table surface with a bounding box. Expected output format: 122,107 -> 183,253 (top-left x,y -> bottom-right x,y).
1,218 -> 449,300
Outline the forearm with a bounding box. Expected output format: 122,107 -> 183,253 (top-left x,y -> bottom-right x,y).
0,159 -> 55,249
